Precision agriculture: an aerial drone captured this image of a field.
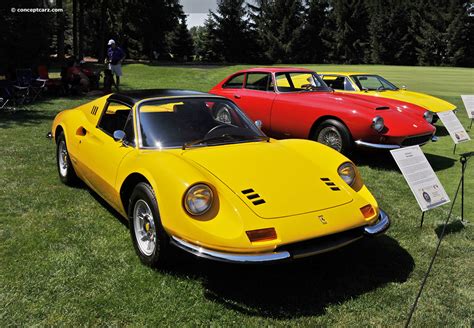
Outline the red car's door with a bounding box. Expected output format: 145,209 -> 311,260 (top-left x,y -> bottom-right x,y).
236,72 -> 276,133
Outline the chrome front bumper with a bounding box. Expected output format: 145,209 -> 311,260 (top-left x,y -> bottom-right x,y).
170,209 -> 390,264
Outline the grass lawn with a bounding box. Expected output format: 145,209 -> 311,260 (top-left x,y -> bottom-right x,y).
1,64 -> 473,326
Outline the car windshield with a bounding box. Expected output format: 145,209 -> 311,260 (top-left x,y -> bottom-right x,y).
275,72 -> 331,92
137,97 -> 267,149
352,75 -> 398,91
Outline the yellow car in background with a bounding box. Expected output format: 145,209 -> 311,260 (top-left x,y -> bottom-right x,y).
50,89 -> 389,267
319,72 -> 456,114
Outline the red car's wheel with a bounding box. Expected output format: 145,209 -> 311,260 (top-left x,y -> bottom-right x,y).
313,119 -> 353,154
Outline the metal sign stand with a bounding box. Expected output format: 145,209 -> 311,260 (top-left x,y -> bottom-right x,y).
420,211 -> 426,227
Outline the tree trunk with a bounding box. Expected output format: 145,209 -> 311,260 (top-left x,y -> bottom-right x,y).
56,0 -> 65,64
72,0 -> 78,58
98,1 -> 107,63
78,0 -> 84,59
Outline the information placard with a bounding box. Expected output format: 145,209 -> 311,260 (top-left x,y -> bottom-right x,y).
437,110 -> 471,144
461,95 -> 474,119
391,146 -> 450,212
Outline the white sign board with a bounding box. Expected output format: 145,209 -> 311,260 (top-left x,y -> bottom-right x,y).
461,95 -> 474,119
437,110 -> 471,144
391,145 -> 450,212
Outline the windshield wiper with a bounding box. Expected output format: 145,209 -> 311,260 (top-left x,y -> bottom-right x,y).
182,134 -> 269,150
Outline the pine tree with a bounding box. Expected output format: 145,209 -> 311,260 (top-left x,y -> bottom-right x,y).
200,12 -> 224,62
249,0 -> 305,63
445,0 -> 474,67
211,0 -> 251,63
332,0 -> 370,64
299,0 -> 331,63
168,15 -> 194,61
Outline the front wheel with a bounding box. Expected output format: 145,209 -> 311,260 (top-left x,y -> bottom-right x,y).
129,182 -> 170,267
56,131 -> 78,185
312,119 -> 353,154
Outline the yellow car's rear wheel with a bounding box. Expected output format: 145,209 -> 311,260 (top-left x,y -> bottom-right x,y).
129,182 -> 170,267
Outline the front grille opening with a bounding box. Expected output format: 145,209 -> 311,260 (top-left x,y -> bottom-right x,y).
402,134 -> 432,146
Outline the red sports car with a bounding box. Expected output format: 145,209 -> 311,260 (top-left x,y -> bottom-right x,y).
209,67 -> 436,153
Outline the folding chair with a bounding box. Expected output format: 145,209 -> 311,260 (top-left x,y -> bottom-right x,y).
15,69 -> 46,102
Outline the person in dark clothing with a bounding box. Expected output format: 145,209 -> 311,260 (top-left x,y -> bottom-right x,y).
107,39 -> 125,90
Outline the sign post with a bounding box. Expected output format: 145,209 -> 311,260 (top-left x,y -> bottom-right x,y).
391,145 -> 450,227
461,95 -> 474,130
437,110 -> 471,154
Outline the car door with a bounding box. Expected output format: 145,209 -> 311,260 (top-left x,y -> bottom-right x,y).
75,100 -> 135,205
236,72 -> 276,132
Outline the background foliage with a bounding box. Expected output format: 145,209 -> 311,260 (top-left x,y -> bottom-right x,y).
1,0 -> 473,72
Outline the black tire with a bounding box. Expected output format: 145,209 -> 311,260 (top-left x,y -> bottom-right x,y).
128,182 -> 170,268
56,131 -> 78,185
312,119 -> 353,154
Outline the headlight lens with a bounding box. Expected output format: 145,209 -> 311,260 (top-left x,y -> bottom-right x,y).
184,184 -> 213,215
371,116 -> 384,132
424,111 -> 434,123
338,162 -> 356,186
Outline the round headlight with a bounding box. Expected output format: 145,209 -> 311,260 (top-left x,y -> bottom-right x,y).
338,162 -> 356,186
424,111 -> 434,124
184,184 -> 213,215
371,116 -> 384,132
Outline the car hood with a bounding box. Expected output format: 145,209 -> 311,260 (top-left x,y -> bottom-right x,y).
364,90 -> 456,112
182,141 -> 353,219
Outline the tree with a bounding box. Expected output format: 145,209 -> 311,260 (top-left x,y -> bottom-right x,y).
332,0 -> 370,64
249,0 -> 305,63
298,0 -> 331,63
211,0 -> 251,62
445,0 -> 474,67
168,15 -> 194,61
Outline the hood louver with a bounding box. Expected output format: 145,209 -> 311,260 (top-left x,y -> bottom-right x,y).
320,178 -> 340,191
242,189 -> 266,205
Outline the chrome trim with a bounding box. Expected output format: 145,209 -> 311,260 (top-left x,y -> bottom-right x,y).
355,140 -> 400,149
364,209 -> 390,235
170,236 -> 291,263
46,132 -> 52,139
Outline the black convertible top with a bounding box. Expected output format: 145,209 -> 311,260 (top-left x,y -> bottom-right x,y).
108,89 -> 212,106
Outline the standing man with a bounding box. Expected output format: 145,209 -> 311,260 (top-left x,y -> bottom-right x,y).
107,39 -> 125,91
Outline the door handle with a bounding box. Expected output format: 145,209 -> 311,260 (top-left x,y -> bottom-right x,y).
234,94 -> 241,99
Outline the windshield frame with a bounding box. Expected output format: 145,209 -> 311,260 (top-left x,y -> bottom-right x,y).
274,71 -> 332,93
351,74 -> 399,91
135,96 -> 267,150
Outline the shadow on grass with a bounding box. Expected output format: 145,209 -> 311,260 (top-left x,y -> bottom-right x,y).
0,108 -> 54,129
351,149 -> 456,172
162,235 -> 414,319
434,124 -> 450,137
435,220 -> 466,238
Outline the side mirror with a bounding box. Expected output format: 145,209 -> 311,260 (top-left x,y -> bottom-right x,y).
113,130 -> 126,142
401,85 -> 407,90
255,120 -> 263,129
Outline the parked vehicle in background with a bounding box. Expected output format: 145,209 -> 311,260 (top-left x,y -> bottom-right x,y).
210,67 -> 436,154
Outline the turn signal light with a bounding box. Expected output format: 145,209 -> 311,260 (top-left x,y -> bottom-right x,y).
360,205 -> 375,218
246,228 -> 277,242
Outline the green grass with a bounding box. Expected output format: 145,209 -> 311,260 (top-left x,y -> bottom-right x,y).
1,64 -> 473,327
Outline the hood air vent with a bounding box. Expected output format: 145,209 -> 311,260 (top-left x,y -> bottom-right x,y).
320,178 -> 340,191
375,106 -> 389,110
242,189 -> 266,205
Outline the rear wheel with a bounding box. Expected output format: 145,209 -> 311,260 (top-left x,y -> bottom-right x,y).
129,182 -> 170,267
56,132 -> 78,185
313,119 -> 353,154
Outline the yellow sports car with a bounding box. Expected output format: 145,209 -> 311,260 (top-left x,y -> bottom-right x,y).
319,72 -> 456,113
50,89 -> 389,267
